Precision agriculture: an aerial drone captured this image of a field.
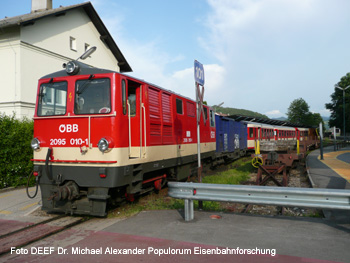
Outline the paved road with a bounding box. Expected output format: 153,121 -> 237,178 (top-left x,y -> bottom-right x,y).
1,209 -> 349,262
0,186 -> 43,222
0,146 -> 349,262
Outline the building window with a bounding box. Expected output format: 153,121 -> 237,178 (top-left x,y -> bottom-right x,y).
70,37 -> 77,51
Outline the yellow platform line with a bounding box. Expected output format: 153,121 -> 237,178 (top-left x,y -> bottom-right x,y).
0,193 -> 13,199
0,210 -> 12,215
20,202 -> 39,211
319,150 -> 350,183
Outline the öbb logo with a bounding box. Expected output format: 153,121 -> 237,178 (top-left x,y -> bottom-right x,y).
59,124 -> 78,133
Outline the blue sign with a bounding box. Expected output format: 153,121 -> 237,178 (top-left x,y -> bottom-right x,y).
194,60 -> 205,86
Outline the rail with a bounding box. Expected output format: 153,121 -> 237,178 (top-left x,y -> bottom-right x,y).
168,182 -> 350,221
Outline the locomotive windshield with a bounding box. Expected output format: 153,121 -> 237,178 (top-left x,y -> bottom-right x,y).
37,81 -> 67,116
74,78 -> 111,114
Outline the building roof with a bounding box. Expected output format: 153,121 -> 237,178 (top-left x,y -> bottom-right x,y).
0,2 -> 132,72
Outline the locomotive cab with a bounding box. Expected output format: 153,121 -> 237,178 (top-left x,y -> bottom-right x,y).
32,53 -> 120,216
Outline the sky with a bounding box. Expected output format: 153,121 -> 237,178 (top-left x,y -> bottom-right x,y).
2,0 -> 350,118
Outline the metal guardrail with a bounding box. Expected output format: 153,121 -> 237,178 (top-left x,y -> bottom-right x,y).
168,182 -> 350,221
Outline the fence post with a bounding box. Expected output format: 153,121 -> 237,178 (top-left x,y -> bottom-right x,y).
184,199 -> 194,221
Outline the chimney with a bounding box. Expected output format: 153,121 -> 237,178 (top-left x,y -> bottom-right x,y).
31,0 -> 53,13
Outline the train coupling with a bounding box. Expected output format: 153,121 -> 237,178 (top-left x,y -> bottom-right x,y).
48,181 -> 79,201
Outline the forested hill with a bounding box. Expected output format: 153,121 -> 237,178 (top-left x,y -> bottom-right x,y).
214,106 -> 268,119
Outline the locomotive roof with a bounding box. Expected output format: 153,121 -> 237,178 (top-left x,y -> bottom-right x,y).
227,114 -> 315,128
40,61 -> 205,108
41,60 -> 115,79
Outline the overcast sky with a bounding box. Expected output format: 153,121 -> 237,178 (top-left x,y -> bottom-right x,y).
2,0 -> 350,118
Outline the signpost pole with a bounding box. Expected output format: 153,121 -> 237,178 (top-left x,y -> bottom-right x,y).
194,60 -> 205,210
196,83 -> 202,181
333,126 -> 337,151
319,122 -> 324,160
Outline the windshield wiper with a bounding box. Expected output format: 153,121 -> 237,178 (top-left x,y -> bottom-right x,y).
76,74 -> 95,95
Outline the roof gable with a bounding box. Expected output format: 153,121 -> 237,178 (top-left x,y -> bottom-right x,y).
0,2 -> 132,72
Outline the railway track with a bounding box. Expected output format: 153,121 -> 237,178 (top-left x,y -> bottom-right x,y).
0,214 -> 88,256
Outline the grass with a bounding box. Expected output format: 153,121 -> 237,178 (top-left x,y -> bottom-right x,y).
198,157 -> 254,211
108,157 -> 255,218
107,191 -> 184,218
202,157 -> 254,185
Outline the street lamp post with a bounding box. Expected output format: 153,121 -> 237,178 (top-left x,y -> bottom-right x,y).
213,102 -> 224,112
335,84 -> 350,141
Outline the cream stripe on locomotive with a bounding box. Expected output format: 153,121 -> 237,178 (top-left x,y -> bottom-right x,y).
33,142 -> 216,167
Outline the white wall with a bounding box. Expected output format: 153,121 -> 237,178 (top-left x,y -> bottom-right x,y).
0,7 -> 122,118
21,8 -> 120,72
0,27 -> 20,103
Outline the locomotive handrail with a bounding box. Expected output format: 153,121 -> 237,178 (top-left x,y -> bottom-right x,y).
127,99 -> 132,157
33,112 -> 116,119
142,103 -> 147,157
88,116 -> 91,148
31,159 -> 117,164
168,182 -> 350,221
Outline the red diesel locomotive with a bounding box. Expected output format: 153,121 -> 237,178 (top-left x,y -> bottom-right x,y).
31,48 -> 216,216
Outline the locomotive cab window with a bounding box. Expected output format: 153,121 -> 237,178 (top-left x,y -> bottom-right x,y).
74,78 -> 111,115
37,81 -> 67,116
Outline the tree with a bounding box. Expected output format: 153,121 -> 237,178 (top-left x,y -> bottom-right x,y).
325,72 -> 350,133
287,98 -> 324,127
308,112 -> 324,128
287,98 -> 310,125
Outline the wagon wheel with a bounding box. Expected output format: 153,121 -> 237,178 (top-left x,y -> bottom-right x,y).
252,157 -> 263,168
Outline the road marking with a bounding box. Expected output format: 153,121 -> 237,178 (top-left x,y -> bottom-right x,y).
0,193 -> 13,199
0,210 -> 12,215
319,151 -> 350,183
20,202 -> 39,211
22,188 -> 37,193
24,205 -> 41,216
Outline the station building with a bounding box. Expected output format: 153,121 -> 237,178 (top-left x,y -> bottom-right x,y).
0,0 -> 131,118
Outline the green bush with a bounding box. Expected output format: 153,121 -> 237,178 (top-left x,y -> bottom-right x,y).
0,114 -> 33,188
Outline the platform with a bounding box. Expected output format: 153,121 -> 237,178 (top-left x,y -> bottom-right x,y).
306,145 -> 350,223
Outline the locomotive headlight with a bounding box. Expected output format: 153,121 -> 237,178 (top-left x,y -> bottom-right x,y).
66,61 -> 80,75
31,138 -> 40,151
98,138 -> 113,153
